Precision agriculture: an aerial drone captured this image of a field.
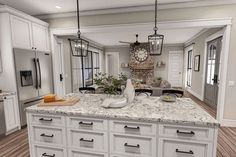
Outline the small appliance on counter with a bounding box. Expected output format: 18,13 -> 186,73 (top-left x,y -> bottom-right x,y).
14,48 -> 54,126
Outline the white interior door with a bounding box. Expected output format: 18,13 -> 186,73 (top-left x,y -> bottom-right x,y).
168,51 -> 183,87
105,52 -> 120,78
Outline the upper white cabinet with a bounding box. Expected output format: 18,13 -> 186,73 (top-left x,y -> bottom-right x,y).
10,15 -> 50,52
10,15 -> 32,50
32,23 -> 49,52
3,95 -> 20,134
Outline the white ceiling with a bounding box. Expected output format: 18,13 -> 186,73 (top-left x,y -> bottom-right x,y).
82,27 -> 203,46
0,0 -> 208,15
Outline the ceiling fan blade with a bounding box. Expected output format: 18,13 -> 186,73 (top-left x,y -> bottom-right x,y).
119,41 -> 132,44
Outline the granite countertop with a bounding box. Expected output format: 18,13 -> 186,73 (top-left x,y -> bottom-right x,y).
26,93 -> 219,127
0,91 -> 16,99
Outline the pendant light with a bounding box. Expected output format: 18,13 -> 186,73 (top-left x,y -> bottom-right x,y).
68,0 -> 89,57
148,0 -> 164,56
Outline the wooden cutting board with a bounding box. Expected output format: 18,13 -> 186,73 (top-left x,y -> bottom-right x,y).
38,97 -> 80,107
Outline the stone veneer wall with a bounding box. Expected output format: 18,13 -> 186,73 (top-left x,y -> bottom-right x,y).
129,43 -> 154,84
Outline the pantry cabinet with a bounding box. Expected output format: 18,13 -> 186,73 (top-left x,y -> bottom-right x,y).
10,15 -> 50,52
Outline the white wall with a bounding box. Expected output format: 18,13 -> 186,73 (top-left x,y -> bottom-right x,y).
105,46 -> 130,77
185,28 -> 221,98
0,13 -> 17,92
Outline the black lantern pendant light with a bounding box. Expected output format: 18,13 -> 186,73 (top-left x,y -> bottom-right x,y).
68,0 -> 89,57
148,0 -> 164,56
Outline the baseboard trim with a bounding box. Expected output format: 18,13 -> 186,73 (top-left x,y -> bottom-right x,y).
221,119 -> 236,127
187,88 -> 203,101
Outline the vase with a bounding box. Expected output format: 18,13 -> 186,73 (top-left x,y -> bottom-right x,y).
123,79 -> 135,103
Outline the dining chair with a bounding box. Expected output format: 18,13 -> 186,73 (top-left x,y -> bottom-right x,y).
162,89 -> 184,97
135,89 -> 153,96
79,87 -> 96,94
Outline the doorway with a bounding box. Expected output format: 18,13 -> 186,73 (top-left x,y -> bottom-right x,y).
105,52 -> 120,78
204,37 -> 222,107
168,51 -> 183,87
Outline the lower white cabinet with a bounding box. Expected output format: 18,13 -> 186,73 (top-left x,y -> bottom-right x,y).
27,113 -> 218,157
33,144 -> 67,157
3,95 -> 20,134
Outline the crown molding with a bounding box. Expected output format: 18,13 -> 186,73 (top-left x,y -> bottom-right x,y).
36,0 -> 236,20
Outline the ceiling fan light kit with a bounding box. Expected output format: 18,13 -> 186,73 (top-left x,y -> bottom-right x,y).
69,0 -> 89,57
148,0 -> 164,56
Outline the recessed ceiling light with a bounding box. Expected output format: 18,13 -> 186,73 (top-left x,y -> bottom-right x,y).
56,6 -> 62,9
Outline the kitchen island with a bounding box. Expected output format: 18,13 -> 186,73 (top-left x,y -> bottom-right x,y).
26,94 -> 219,157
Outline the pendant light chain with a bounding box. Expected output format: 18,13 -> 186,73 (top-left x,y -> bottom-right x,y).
77,0 -> 81,38
154,0 -> 158,34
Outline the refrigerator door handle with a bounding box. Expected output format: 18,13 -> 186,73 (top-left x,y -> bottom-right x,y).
33,58 -> 38,89
37,58 -> 42,89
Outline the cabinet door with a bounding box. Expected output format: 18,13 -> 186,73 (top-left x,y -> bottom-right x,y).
32,23 -> 49,52
4,95 -> 20,133
10,15 -> 33,50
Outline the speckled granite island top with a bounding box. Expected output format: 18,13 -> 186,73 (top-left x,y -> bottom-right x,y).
26,93 -> 219,127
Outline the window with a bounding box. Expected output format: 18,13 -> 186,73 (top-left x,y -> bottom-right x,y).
72,50 -> 101,91
187,50 -> 193,87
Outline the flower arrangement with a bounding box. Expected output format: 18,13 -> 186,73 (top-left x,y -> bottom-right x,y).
94,73 -> 128,95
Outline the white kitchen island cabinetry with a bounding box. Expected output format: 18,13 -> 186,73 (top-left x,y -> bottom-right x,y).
26,94 -> 219,157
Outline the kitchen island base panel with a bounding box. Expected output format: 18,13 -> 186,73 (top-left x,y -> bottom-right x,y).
27,113 -> 217,157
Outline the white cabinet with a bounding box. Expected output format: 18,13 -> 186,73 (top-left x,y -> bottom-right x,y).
10,15 -> 50,52
27,113 -> 217,157
32,23 -> 49,52
10,15 -> 32,50
3,95 -> 20,134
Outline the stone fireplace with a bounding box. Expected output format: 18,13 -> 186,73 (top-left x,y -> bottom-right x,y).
129,43 -> 154,85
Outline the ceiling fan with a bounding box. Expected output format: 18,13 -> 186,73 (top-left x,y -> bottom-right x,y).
119,34 -> 141,46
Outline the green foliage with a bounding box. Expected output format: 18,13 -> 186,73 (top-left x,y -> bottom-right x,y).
94,72 -> 128,95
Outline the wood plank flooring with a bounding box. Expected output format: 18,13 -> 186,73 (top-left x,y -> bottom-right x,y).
0,94 -> 235,157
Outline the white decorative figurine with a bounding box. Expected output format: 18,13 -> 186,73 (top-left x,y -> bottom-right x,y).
123,79 -> 135,103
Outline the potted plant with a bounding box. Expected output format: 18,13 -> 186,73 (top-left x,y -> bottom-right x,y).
94,73 -> 127,95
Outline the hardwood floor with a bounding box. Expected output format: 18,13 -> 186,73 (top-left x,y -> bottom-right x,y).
0,94 -> 235,157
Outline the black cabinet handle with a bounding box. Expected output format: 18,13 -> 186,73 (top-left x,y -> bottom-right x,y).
79,121 -> 93,126
32,47 -> 34,49
124,125 -> 140,130
42,153 -> 55,157
176,149 -> 194,154
4,97 -> 6,99
176,130 -> 195,135
80,138 -> 94,143
124,143 -> 140,148
39,118 -> 53,122
40,133 -> 54,138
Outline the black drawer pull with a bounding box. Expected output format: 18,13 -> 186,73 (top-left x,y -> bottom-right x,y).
177,130 -> 195,135
124,143 -> 140,148
42,153 -> 55,157
124,125 -> 140,130
40,133 -> 54,138
80,138 -> 94,143
176,149 -> 194,154
79,121 -> 93,126
39,118 -> 53,122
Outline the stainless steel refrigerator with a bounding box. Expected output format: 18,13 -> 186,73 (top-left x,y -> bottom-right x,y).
14,49 -> 53,126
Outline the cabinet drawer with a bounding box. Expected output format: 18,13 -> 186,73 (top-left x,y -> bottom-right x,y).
111,134 -> 155,157
33,145 -> 67,157
110,120 -> 156,136
69,149 -> 108,157
159,138 -> 212,157
31,126 -> 66,146
30,113 -> 65,127
159,124 -> 214,141
67,117 -> 107,131
68,129 -> 108,152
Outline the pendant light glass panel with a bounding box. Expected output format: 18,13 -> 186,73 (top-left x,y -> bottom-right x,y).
69,38 -> 89,57
148,34 -> 164,56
